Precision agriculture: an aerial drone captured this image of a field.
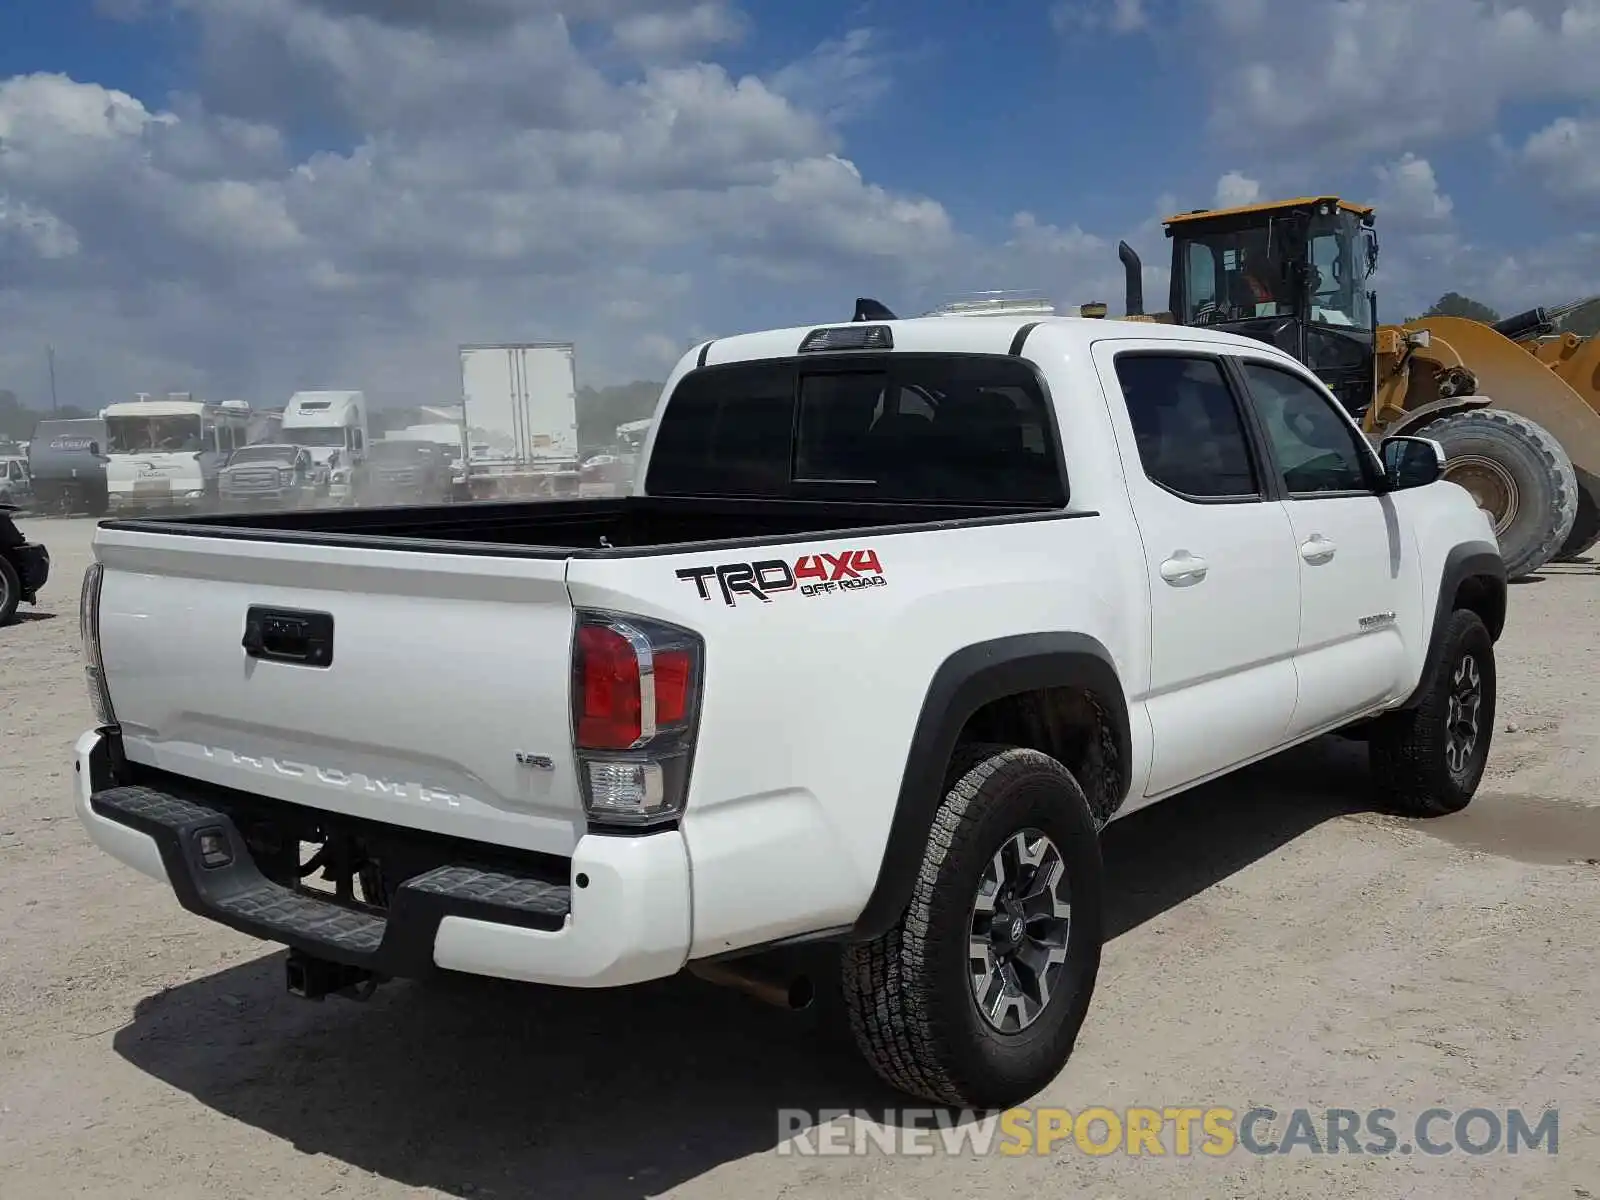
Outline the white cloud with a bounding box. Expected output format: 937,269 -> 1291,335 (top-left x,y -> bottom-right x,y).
1213,170 -> 1261,208
12,0 -> 1600,415
1520,114 -> 1600,204
1372,152 -> 1454,226
1201,0 -> 1600,160
0,5 -> 963,407
769,28 -> 891,124
609,1 -> 746,60
1051,0 -> 1149,35
0,196 -> 80,260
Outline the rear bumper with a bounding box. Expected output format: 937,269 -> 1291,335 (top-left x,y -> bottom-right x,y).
71,729 -> 692,987
108,491 -> 208,512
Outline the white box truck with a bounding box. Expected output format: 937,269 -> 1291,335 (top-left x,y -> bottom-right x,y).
458,343 -> 580,500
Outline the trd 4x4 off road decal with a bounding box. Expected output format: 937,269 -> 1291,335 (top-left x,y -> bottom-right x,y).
676,549 -> 886,607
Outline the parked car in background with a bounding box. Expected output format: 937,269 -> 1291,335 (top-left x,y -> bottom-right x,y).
0,455 -> 34,511
0,501 -> 48,625
216,443 -> 315,510
579,451 -> 632,496
361,439 -> 453,506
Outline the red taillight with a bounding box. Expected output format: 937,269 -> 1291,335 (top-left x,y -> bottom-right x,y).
570,610 -> 704,829
653,649 -> 692,725
575,624 -> 643,749
573,616 -> 700,751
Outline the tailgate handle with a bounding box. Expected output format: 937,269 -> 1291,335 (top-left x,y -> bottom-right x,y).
243,606 -> 334,668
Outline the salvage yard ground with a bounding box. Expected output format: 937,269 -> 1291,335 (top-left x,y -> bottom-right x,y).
3,515 -> 1599,1199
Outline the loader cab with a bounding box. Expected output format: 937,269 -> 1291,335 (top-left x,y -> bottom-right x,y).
1163,196 -> 1381,417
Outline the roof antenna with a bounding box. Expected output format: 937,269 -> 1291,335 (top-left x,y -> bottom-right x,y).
853,297 -> 897,322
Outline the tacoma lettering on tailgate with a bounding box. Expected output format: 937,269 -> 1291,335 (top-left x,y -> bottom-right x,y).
676,549 -> 886,607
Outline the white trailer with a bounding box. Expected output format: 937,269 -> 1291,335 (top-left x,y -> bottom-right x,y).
458,343 -> 580,500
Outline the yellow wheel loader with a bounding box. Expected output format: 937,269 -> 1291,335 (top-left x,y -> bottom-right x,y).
1114,197 -> 1600,577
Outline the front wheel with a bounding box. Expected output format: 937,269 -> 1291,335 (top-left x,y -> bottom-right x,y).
1369,608 -> 1496,817
840,745 -> 1104,1109
0,555 -> 19,625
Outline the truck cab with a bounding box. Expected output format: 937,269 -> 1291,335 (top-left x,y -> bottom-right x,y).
280,391 -> 369,499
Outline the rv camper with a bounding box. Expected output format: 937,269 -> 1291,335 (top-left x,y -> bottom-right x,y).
101,395 -> 251,514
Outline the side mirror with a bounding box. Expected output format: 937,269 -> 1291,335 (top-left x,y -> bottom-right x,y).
1381,435 -> 1444,490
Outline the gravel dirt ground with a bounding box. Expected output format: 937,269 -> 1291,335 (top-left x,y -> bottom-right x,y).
2,516 -> 1598,1200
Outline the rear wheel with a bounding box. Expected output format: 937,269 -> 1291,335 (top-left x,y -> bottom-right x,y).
840,745 -> 1104,1109
1419,409 -> 1578,579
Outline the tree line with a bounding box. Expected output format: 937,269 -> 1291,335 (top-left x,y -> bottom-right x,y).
0,392 -> 94,444
1412,292 -> 1600,335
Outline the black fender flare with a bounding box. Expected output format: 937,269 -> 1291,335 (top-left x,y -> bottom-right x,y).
848,631 -> 1132,941
1400,539 -> 1506,709
1380,396 -> 1494,440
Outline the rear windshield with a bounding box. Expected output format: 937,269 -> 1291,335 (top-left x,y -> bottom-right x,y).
643,354 -> 1065,504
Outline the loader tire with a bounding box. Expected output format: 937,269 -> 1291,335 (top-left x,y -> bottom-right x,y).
1553,474 -> 1600,562
1419,409 -> 1578,579
840,745 -> 1103,1109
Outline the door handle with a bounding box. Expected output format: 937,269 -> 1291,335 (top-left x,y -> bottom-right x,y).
242,606 -> 335,668
1299,534 -> 1337,564
1159,551 -> 1209,585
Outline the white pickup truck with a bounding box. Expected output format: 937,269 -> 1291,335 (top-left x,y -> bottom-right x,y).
73,305 -> 1506,1109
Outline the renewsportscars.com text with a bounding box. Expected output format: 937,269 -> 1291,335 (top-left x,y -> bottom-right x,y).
775,1106 -> 1560,1157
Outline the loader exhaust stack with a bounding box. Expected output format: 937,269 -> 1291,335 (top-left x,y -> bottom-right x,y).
1118,241 -> 1144,317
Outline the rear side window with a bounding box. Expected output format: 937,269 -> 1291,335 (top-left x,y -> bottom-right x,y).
1113,353 -> 1260,500
645,355 -> 1065,505
644,362 -> 795,497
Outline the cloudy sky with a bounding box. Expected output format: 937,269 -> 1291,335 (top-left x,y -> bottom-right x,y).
2,0 -> 1599,410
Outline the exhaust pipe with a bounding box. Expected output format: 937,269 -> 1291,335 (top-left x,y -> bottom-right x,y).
688,958 -> 815,1010
1118,240 -> 1144,316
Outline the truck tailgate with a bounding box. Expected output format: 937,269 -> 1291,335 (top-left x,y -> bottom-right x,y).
93,527 -> 584,857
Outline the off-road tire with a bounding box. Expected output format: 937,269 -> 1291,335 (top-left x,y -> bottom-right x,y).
840,744 -> 1104,1109
1417,409 -> 1577,579
0,555 -> 20,626
1368,608 -> 1496,817
1554,475 -> 1600,562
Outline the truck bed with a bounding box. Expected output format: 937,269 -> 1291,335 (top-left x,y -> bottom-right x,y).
100,494 -> 1061,557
